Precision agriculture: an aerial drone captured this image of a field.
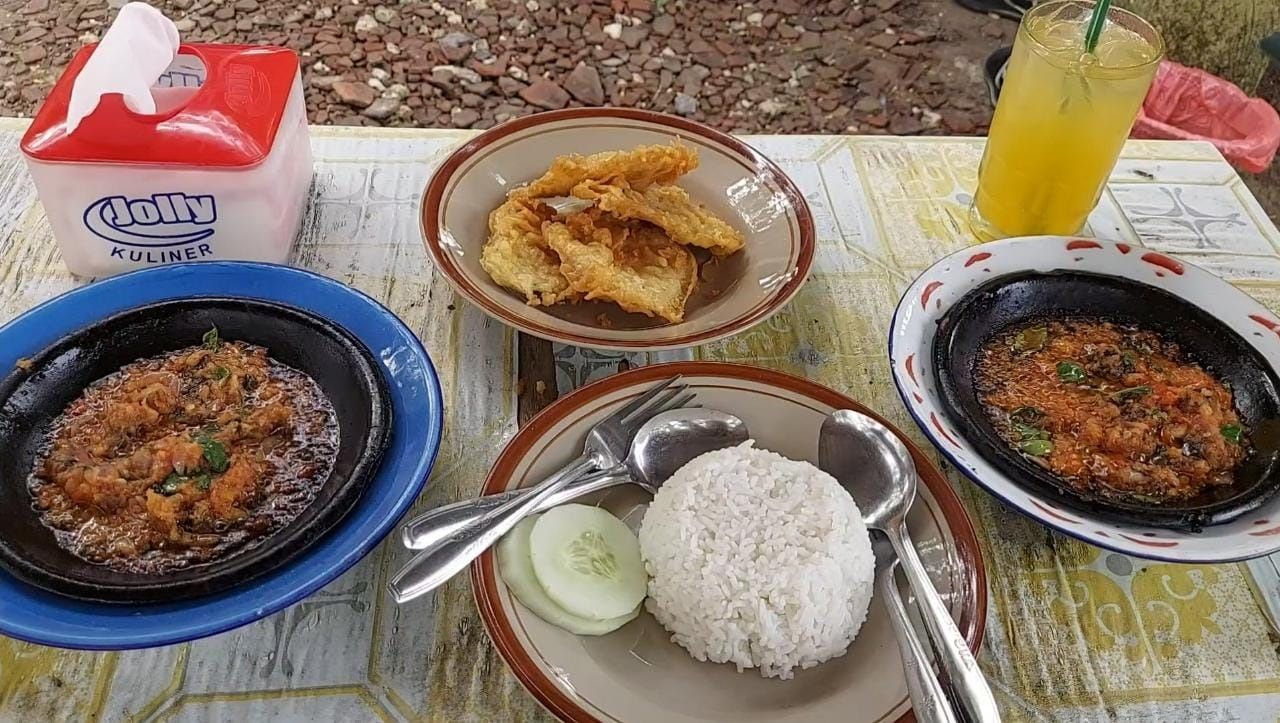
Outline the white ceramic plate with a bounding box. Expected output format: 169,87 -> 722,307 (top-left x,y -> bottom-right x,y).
890,236 -> 1280,562
472,362 -> 986,722
420,108 -> 814,351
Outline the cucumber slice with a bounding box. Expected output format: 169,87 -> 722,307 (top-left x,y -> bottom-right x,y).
529,504 -> 647,621
497,515 -> 639,635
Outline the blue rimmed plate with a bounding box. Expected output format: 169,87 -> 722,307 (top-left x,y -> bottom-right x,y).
0,262 -> 443,649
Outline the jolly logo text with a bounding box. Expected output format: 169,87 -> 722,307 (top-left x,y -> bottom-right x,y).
83,192 -> 217,263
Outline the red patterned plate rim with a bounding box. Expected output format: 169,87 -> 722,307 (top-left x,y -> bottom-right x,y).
889,235 -> 1280,562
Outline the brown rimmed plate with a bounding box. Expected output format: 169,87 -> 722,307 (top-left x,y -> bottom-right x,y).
420,108 -> 815,351
472,362 -> 986,722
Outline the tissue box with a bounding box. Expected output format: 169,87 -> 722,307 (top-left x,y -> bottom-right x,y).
20,43 -> 312,277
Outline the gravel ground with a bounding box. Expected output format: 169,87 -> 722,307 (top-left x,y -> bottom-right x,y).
0,0 -> 1009,134
1,0 -> 1274,219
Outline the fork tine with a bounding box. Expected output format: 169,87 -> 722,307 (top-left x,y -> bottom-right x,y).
611,375 -> 682,422
659,392 -> 697,413
619,383 -> 688,426
620,389 -> 698,432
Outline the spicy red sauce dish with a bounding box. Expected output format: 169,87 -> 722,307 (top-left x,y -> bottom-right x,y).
932,269 -> 1280,531
32,330 -> 339,575
0,296 -> 392,603
975,319 -> 1247,503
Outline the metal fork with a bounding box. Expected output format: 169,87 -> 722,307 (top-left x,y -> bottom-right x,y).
882,559 -> 958,723
387,376 -> 693,604
398,375 -> 685,550
400,467 -> 650,550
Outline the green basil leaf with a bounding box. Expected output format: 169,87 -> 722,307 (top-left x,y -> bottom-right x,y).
196,435 -> 230,473
1010,406 -> 1042,423
202,326 -> 220,351
1110,385 -> 1152,403
1057,361 -> 1086,383
210,366 -> 230,381
1221,424 -> 1243,444
154,473 -> 183,495
194,473 -> 214,491
1011,421 -> 1050,441
1012,326 -> 1048,353
1020,439 -> 1054,456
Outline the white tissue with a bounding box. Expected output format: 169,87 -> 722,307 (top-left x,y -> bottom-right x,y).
65,2 -> 179,134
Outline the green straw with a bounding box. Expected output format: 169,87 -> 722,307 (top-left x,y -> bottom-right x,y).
1084,0 -> 1113,54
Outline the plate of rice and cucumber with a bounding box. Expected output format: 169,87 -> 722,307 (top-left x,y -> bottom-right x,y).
408,362 -> 987,723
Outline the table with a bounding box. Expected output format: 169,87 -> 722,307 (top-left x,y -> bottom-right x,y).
2,119 -> 1279,722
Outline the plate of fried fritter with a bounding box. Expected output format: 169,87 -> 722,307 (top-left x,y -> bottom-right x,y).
421,108 -> 815,350
481,142 -> 744,324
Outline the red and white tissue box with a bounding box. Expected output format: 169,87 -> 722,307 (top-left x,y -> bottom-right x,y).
21,39 -> 312,277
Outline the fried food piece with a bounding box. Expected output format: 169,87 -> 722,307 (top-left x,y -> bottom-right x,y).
207,458 -> 260,521
570,180 -> 745,257
512,142 -> 699,200
479,198 -> 576,306
544,216 -> 697,323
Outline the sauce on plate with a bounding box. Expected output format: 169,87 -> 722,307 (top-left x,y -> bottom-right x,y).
30,329 -> 338,574
975,319 -> 1247,501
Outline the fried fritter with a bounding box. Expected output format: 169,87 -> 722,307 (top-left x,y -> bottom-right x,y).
478,198 -> 576,306
479,141 -> 749,325
570,180 -> 746,257
512,142 -> 698,200
543,216 -> 697,323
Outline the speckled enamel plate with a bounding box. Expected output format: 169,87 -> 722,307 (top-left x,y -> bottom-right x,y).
472,362 -> 985,723
421,108 -> 814,351
890,236 -> 1280,562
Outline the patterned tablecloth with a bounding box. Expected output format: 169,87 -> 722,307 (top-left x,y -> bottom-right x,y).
1,119 -> 1279,722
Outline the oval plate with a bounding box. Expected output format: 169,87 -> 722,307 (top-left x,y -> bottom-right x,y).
0,262 -> 443,649
932,270 -> 1280,529
421,108 -> 815,351
890,236 -> 1280,561
472,362 -> 985,723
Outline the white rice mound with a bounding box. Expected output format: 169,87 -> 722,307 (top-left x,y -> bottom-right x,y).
638,441 -> 875,680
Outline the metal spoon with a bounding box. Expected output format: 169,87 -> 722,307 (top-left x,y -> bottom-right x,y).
400,408 -> 749,550
820,410 -> 1001,723
388,408 -> 749,603
830,453 -> 958,723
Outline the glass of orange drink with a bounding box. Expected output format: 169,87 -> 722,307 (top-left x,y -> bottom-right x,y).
970,1 -> 1163,240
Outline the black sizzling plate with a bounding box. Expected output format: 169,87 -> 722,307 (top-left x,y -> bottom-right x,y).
933,270 -> 1280,530
0,298 -> 393,603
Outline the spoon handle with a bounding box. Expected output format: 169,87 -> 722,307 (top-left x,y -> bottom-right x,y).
885,521 -> 1002,723
401,470 -> 632,549
387,454 -> 602,604
881,560 -> 959,723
